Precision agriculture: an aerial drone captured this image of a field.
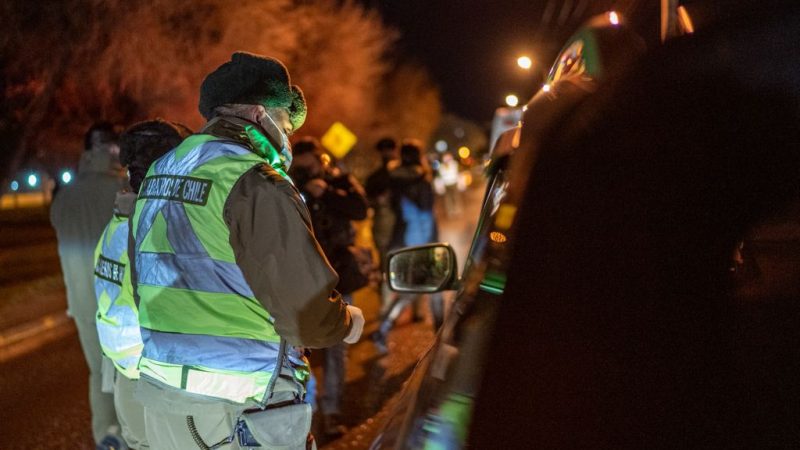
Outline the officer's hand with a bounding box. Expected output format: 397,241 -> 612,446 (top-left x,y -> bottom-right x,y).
304,179 -> 328,198
343,305 -> 365,344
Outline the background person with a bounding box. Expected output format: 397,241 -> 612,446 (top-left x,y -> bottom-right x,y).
372,140 -> 445,354
365,137 -> 401,315
50,121 -> 127,448
93,119 -> 191,450
289,137 -> 370,438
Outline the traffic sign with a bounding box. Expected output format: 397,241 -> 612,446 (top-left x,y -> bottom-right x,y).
321,122 -> 358,159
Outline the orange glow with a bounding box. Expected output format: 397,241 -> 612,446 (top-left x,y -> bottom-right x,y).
458,146 -> 471,159
490,231 -> 507,243
677,6 -> 695,34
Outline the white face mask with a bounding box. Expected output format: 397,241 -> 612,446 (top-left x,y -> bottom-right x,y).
258,110 -> 293,170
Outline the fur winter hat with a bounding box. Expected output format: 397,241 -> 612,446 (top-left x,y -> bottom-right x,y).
199,52 -> 307,131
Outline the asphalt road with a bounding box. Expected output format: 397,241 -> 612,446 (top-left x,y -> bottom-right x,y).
0,182 -> 484,449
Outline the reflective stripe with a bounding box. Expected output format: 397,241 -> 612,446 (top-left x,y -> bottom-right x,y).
94,216 -> 144,378
136,252 -> 254,296
185,369 -> 260,403
134,140 -> 247,251
141,328 -> 280,373
94,277 -> 121,305
97,305 -> 142,352
102,218 -> 128,258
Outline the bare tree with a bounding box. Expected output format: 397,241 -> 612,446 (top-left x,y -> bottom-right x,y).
1,0 -> 442,191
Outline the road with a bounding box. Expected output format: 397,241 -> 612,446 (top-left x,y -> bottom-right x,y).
0,181 -> 484,449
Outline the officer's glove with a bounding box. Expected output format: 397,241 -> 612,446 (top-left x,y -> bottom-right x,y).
343,305 -> 365,344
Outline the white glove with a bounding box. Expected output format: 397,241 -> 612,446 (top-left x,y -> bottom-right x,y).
343,305 -> 365,344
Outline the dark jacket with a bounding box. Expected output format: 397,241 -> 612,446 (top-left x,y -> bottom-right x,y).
299,171 -> 369,294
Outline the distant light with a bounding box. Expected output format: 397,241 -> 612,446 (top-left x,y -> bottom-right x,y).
505,94 -> 519,107
490,231 -> 508,243
609,11 -> 620,26
435,140 -> 448,152
458,146 -> 471,159
10,181 -> 19,192
61,170 -> 73,184
542,84 -> 552,93
27,174 -> 38,187
454,128 -> 465,138
517,56 -> 532,70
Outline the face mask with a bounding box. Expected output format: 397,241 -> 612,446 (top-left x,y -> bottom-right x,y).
259,110 -> 293,171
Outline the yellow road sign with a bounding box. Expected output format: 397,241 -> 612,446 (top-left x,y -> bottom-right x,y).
321,122 -> 358,159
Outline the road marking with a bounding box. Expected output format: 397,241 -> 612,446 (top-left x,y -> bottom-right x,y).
0,312 -> 75,363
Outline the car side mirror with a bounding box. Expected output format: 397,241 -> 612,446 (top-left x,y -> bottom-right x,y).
386,243 -> 458,293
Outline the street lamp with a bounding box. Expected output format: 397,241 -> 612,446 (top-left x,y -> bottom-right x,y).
505,94 -> 519,108
517,55 -> 532,70
27,173 -> 38,187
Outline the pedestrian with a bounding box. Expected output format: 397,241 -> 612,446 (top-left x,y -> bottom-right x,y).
365,138 -> 401,314
372,140 -> 445,354
93,119 -> 191,450
438,152 -> 462,217
129,52 -> 364,450
289,137 -> 370,438
50,121 -> 127,449
365,138 -> 400,268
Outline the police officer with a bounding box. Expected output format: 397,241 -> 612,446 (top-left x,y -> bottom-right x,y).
129,52 -> 364,449
93,120 -> 191,450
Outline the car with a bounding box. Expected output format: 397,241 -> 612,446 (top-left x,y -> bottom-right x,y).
371,3 -> 800,448
370,12 -> 646,450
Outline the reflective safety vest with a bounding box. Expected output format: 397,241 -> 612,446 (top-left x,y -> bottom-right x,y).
131,134 -> 309,405
94,208 -> 143,380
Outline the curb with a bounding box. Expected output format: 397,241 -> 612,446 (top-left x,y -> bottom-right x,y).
0,312 -> 75,364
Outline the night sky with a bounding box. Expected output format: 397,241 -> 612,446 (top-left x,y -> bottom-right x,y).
366,0 -> 659,123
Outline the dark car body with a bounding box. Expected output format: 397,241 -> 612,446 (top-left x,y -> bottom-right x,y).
373,3 -> 800,448
370,14 -> 646,450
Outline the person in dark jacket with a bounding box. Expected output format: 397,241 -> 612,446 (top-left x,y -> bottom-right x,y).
289,137 -> 369,437
365,137 -> 400,264
365,138 -> 401,315
372,140 -> 445,355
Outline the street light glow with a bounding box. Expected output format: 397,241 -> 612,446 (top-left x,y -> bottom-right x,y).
517,55 -> 532,70
435,140 -> 448,152
609,11 -> 620,26
458,146 -> 471,159
27,174 -> 38,187
542,84 -> 552,93
10,181 -> 19,191
505,94 -> 519,107
61,170 -> 73,184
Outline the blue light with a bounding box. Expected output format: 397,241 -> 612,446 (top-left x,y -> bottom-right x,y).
10,181 -> 19,191
61,170 -> 73,184
27,174 -> 38,187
